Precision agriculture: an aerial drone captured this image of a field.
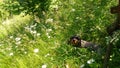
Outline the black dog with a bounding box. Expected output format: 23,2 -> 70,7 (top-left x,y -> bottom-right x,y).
68,35 -> 101,54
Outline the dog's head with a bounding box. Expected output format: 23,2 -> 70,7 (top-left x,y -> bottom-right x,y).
68,35 -> 81,47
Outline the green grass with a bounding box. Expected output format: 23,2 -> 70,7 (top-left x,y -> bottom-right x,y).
0,14 -> 32,38
0,0 -> 119,68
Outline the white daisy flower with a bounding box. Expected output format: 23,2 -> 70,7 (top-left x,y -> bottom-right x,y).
46,18 -> 53,23
42,64 -> 47,68
34,48 -> 39,53
9,52 -> 14,56
87,58 -> 95,64
15,37 -> 21,41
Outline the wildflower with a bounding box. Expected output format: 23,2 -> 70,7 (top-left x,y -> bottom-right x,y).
24,26 -> 31,30
87,58 -> 95,64
9,52 -> 13,56
46,33 -> 49,36
24,52 -> 27,54
15,37 -> 21,41
30,25 -> 34,28
76,17 -> 79,19
37,33 -> 41,36
16,41 -> 21,45
42,64 -> 47,68
34,48 -> 39,53
71,8 -> 75,12
46,18 -> 53,23
15,46 -> 18,48
45,53 -> 50,57
10,36 -> 13,39
65,64 -> 69,68
32,30 -> 37,34
53,5 -> 58,10
46,32 -> 51,38
50,5 -> 58,10
48,36 -> 51,38
47,29 -> 52,32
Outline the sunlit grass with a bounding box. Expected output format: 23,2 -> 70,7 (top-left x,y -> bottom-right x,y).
0,14 -> 32,38
0,0 -> 119,68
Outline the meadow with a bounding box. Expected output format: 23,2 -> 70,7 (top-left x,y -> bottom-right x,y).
0,0 -> 120,68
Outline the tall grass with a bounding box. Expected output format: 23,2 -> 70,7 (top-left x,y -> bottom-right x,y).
0,0 -> 118,68
0,14 -> 32,38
